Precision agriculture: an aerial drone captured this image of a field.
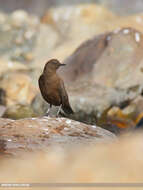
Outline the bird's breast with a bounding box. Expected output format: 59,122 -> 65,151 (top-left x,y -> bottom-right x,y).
39,74 -> 62,106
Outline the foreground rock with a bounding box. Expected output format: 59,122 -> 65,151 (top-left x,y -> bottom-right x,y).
0,117 -> 115,156
0,132 -> 143,188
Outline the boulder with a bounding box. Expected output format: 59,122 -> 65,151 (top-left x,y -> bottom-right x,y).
0,117 -> 116,156
55,28 -> 143,130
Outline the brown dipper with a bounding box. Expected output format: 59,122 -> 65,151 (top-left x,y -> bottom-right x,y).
39,59 -> 74,116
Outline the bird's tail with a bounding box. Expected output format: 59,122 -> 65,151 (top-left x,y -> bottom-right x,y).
62,103 -> 74,114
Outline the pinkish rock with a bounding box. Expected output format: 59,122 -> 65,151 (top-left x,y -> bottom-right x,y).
0,117 -> 116,156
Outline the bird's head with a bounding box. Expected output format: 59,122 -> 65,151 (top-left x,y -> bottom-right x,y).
43,59 -> 66,74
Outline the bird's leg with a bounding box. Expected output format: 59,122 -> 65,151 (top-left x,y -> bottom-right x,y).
45,104 -> 52,117
56,104 -> 62,117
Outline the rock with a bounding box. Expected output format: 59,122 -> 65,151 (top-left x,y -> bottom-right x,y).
0,117 -> 116,156
3,104 -> 37,119
68,83 -> 139,125
1,132 -> 143,185
92,28 -> 143,89
0,106 -> 6,117
60,32 -> 110,83
31,93 -> 48,116
61,28 -> 143,86
0,72 -> 37,106
55,28 -> 143,130
0,118 -> 13,125
107,96 -> 143,131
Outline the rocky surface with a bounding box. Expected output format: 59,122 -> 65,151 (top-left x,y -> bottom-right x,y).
0,117 -> 115,156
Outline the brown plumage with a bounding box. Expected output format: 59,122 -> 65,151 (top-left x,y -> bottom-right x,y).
39,59 -> 74,116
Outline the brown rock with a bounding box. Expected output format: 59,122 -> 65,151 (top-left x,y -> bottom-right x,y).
0,133 -> 143,188
0,117 -> 116,156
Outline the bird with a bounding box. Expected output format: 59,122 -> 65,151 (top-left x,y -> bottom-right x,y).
38,59 -> 74,117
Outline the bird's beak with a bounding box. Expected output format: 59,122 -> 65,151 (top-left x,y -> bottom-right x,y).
60,64 -> 66,66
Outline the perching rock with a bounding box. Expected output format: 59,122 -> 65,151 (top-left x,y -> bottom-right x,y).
0,117 -> 116,156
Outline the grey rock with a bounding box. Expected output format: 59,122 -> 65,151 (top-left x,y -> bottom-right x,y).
58,28 -> 143,126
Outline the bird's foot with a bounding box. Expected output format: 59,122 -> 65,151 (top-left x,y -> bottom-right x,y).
44,113 -> 50,117
56,105 -> 62,117
44,106 -> 52,117
56,112 -> 61,118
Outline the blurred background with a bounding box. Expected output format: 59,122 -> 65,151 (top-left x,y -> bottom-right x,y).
1,0 -> 143,15
0,1 -> 143,189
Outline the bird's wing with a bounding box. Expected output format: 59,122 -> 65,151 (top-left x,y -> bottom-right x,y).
59,80 -> 69,104
59,80 -> 73,114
